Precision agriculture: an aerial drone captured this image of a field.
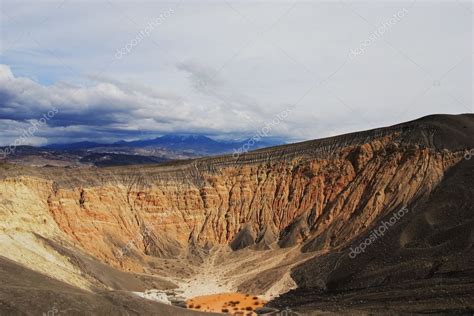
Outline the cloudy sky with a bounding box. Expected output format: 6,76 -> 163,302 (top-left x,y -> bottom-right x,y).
0,0 -> 472,146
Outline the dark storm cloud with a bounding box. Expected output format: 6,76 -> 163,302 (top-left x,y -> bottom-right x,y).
0,64 -> 288,146
0,64 -> 184,128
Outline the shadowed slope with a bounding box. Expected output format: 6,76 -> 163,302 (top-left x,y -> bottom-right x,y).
0,256 -> 207,316
271,158 -> 474,314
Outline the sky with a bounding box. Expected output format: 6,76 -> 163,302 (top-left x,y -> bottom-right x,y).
0,0 -> 472,146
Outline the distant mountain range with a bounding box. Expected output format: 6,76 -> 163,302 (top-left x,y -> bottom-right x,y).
1,134 -> 285,167
44,134 -> 284,156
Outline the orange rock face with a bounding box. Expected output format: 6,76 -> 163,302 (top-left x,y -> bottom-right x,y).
0,128 -> 464,274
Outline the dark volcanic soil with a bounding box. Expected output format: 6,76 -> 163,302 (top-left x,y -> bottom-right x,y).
271,158 -> 474,314
0,256 -> 208,316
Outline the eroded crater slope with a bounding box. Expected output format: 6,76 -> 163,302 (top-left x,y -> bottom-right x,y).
0,114 -> 473,314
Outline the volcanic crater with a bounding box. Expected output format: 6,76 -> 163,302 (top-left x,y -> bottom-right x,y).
1,114 -> 473,315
